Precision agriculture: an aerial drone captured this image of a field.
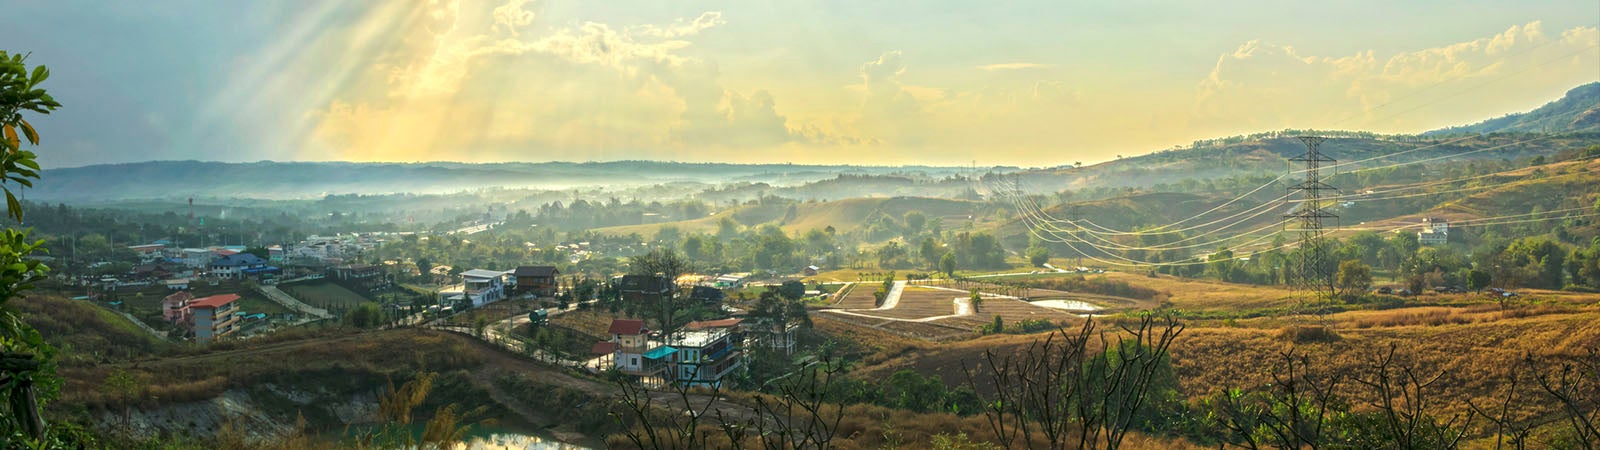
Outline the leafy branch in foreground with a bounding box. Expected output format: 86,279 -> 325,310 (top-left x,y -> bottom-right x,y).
0,49 -> 58,446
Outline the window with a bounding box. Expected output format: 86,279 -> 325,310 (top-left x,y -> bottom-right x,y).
631,357 -> 638,366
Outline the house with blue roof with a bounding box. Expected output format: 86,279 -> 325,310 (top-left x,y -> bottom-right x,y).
208,253 -> 279,279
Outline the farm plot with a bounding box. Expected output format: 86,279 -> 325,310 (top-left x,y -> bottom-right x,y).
820,313 -> 973,341
279,281 -> 371,310
867,288 -> 966,320
824,285 -> 1079,326
833,283 -> 882,309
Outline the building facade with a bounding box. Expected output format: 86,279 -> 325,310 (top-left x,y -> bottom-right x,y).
189,294 -> 241,343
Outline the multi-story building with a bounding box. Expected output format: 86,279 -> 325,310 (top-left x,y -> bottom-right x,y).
512,266 -> 560,297
1418,217 -> 1449,246
665,329 -> 741,387
127,244 -> 166,263
606,319 -> 671,383
332,264 -> 386,291
189,294 -> 241,343
209,253 -> 277,279
181,248 -> 215,268
441,269 -> 507,308
162,290 -> 194,323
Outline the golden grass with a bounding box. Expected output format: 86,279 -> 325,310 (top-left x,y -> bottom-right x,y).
1098,272 -> 1295,311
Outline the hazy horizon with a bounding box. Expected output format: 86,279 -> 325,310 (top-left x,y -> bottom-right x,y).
5,1 -> 1598,169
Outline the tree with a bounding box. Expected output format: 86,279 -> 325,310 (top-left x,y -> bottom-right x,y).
939,252 -> 957,277
629,247 -> 692,282
102,369 -> 142,432
0,50 -> 59,442
1336,259 -> 1373,298
1026,245 -> 1050,267
778,280 -> 805,301
920,238 -> 942,269
415,257 -> 433,280
1467,269 -> 1492,293
343,302 -> 383,329
242,246 -> 270,260
969,289 -> 983,314
876,241 -> 906,268
904,211 -> 927,235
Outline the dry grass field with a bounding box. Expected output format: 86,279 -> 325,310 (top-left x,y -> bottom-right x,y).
1099,271 -> 1297,311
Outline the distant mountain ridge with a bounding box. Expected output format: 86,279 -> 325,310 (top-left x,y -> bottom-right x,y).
1427,82 -> 1600,135
35,160 -> 979,202
36,83 -> 1600,204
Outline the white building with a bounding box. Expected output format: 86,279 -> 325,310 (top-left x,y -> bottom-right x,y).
1418,217 -> 1449,246
181,248 -> 215,268
440,269 -> 508,307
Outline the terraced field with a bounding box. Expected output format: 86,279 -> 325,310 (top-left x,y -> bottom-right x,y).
821,284 -> 1080,341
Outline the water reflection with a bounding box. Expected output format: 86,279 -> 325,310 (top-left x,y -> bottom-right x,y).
1030,299 -> 1101,311
463,432 -> 593,450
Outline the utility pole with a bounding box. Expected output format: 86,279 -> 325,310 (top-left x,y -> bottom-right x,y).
1285,136 -> 1338,314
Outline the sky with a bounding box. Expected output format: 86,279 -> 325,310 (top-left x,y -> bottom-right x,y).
5,1 -> 1598,169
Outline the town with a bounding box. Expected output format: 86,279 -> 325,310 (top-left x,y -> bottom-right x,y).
4,3 -> 1600,449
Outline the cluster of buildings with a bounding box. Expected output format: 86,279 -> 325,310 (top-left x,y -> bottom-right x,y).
589,273 -> 796,387
437,265 -> 561,308
95,244 -> 282,293
273,233 -> 390,264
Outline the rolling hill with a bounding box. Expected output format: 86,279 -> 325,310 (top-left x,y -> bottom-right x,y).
1428,82 -> 1600,135
591,196 -> 988,239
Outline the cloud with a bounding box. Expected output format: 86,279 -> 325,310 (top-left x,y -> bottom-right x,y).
300,0 -> 867,162
860,50 -> 907,88
976,62 -> 1054,71
491,0 -> 535,36
1195,21 -> 1600,132
632,12 -> 726,39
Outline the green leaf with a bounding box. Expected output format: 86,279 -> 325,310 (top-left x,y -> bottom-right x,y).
5,190 -> 20,222
19,119 -> 38,145
29,65 -> 47,85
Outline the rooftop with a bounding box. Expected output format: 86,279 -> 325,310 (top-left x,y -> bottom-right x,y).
590,342 -> 620,355
462,269 -> 507,279
608,319 -> 647,335
666,329 -> 728,348
513,265 -> 559,277
210,253 -> 269,267
619,274 -> 672,293
189,294 -> 240,309
685,318 -> 742,330
643,346 -> 677,360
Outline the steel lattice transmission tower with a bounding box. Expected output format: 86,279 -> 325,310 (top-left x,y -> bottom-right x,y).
1285,136 -> 1339,309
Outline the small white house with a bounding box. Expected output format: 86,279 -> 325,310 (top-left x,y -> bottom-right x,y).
1418,218 -> 1449,246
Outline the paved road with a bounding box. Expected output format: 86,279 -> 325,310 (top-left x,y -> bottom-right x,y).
115,310 -> 169,340
256,285 -> 333,320
880,280 -> 907,309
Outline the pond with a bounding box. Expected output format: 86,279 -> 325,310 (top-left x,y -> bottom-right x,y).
341,424 -> 596,450
1030,299 -> 1102,312
458,430 -> 594,450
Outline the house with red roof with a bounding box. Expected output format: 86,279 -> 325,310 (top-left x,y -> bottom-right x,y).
602,319 -> 672,381
162,291 -> 194,323
189,294 -> 241,343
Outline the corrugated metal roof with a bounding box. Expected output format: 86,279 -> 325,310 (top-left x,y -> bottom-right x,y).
643,346 -> 676,360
